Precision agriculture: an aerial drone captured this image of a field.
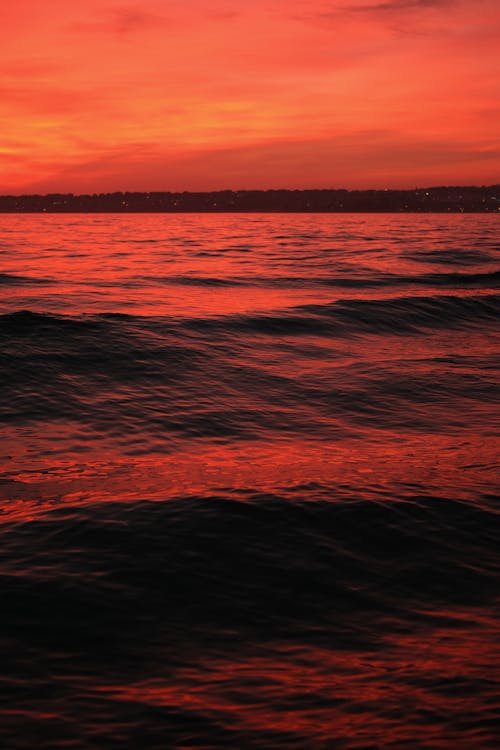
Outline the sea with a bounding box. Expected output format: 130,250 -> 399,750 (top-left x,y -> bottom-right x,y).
1,213 -> 499,749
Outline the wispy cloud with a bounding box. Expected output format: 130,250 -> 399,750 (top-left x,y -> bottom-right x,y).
21,130 -> 500,194
348,0 -> 452,11
1,58 -> 65,78
316,0 -> 456,36
72,4 -> 170,36
300,0 -> 455,36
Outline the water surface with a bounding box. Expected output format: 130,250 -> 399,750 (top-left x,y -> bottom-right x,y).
1,213 -> 499,748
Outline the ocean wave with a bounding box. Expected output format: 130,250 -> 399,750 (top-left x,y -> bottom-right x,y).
0,272 -> 54,285
3,293 -> 498,339
1,299 -> 497,441
3,492 -> 498,643
132,269 -> 500,290
2,489 -> 498,747
188,293 -> 500,336
405,248 -> 497,265
147,274 -> 245,287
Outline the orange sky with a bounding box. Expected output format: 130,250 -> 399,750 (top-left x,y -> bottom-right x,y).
1,0 -> 499,192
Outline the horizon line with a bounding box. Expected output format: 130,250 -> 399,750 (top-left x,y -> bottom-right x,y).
1,184 -> 500,198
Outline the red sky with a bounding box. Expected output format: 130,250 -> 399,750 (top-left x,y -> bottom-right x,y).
1,0 -> 499,192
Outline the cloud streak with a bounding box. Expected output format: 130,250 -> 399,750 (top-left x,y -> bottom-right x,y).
21,130 -> 500,195
348,0 -> 452,11
72,4 -> 171,36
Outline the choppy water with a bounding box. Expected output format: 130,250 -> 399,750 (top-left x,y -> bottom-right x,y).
1,213 -> 499,749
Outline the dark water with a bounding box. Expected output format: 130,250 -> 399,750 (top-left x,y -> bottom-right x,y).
1,214 -> 499,749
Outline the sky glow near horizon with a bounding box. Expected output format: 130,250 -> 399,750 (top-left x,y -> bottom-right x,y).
1,0 -> 499,193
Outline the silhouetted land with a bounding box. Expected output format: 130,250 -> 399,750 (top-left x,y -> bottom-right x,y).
1,186 -> 499,213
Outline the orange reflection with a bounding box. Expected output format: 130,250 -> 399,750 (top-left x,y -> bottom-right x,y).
95,615 -> 499,747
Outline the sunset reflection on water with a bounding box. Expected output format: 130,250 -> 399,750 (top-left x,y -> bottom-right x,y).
1,213 -> 499,748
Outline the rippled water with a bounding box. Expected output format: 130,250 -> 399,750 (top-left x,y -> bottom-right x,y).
1,213 -> 499,748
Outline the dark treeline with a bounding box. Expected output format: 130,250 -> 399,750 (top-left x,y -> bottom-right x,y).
1,186 -> 499,212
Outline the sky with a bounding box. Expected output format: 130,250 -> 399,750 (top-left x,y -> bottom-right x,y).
1,0 -> 499,193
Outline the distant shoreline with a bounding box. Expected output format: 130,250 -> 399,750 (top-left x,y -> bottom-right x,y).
0,186 -> 499,213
